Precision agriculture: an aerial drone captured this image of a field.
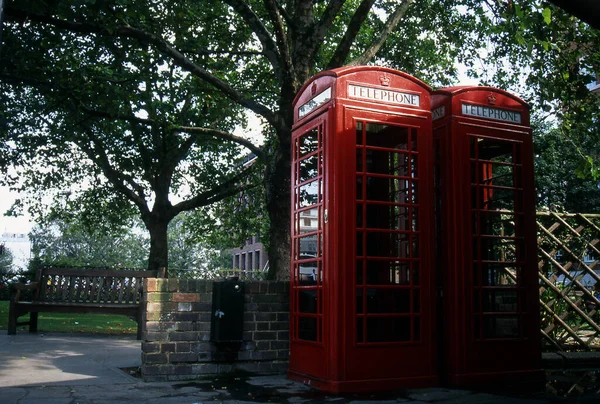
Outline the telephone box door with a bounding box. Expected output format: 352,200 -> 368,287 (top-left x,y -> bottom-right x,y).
343,109 -> 436,384
432,87 -> 542,386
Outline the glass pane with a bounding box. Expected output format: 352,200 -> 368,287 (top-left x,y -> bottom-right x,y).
356,232 -> 364,256
479,237 -> 519,262
299,289 -> 318,313
356,148 -> 363,172
480,187 -> 518,211
363,149 -> 410,176
356,288 -> 364,314
412,261 -> 420,285
474,137 -> 514,161
356,176 -> 363,200
365,177 -> 413,203
366,232 -> 410,258
299,235 -> 318,257
366,289 -> 411,313
356,204 -> 363,228
356,121 -> 363,145
414,317 -> 421,340
412,208 -> 418,231
299,129 -> 318,157
411,155 -> 418,178
483,316 -> 520,338
356,260 -> 364,285
365,260 -> 410,285
366,204 -> 411,230
366,317 -> 411,342
357,318 -> 364,343
299,262 -> 318,284
413,289 -> 420,313
298,208 -> 319,233
412,235 -> 419,258
365,124 -> 408,149
299,154 -> 319,183
481,263 -> 519,286
299,180 -> 319,208
475,211 -> 518,237
411,129 -> 418,152
298,317 -> 318,341
483,289 -> 518,312
479,162 -> 516,188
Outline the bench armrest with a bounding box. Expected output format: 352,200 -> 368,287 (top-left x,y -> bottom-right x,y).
10,282 -> 40,303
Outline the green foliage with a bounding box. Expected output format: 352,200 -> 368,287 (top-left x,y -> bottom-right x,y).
0,246 -> 18,300
3,1 -> 599,278
534,121 -> 600,213
185,156 -> 268,251
0,245 -> 13,273
1,1 -> 263,270
29,218 -> 149,269
467,1 -> 600,181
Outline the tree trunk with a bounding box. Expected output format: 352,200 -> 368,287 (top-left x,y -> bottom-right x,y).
266,126 -> 292,280
145,215 -> 170,272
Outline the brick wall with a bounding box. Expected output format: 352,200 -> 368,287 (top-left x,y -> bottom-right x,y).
141,278 -> 290,382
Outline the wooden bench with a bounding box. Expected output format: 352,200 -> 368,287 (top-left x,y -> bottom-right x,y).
8,267 -> 165,340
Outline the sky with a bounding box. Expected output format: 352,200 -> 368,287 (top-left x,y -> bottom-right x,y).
0,186 -> 33,235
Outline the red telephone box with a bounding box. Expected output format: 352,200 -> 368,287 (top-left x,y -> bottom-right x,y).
289,66 -> 437,392
431,87 -> 542,386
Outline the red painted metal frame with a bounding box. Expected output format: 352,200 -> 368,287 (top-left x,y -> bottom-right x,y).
290,67 -> 436,393
431,87 -> 543,387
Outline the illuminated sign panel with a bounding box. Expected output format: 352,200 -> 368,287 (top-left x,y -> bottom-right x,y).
348,84 -> 420,107
432,106 -> 445,121
461,103 -> 521,124
299,87 -> 332,118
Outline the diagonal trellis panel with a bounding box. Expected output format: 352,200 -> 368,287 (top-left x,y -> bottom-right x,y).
537,212 -> 600,351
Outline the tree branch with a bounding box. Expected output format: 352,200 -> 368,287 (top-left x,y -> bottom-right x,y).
263,0 -> 293,80
275,0 -> 293,26
326,0 -> 376,69
349,0 -> 414,66
174,126 -> 266,161
172,165 -> 259,214
78,127 -> 149,215
4,7 -> 284,131
309,0 -> 347,57
221,0 -> 283,80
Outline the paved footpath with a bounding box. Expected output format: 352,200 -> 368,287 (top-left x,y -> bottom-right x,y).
1,332 -> 598,403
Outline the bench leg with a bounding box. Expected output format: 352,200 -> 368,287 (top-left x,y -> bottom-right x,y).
29,312 -> 39,333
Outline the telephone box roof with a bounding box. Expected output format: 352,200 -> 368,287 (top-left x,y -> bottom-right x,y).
292,66 -> 432,106
433,86 -> 530,108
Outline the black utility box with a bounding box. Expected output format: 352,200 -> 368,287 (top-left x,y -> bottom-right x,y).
210,278 -> 245,342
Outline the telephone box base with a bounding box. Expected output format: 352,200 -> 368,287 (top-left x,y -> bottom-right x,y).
288,370 -> 438,393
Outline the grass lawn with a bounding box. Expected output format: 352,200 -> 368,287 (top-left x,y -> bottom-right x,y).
0,300 -> 136,335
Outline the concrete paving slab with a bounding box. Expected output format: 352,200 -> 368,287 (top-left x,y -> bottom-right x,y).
1,332 -> 599,403
0,332 -> 139,387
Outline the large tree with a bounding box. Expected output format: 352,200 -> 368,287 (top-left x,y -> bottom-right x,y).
1,1 -> 265,272
2,0 -> 492,278
3,1 -> 596,279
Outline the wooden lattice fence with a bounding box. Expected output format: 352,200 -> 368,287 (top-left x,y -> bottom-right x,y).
537,212 -> 600,351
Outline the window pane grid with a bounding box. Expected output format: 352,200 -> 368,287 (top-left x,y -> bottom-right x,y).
470,135 -> 525,341
292,123 -> 324,344
355,121 -> 421,345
